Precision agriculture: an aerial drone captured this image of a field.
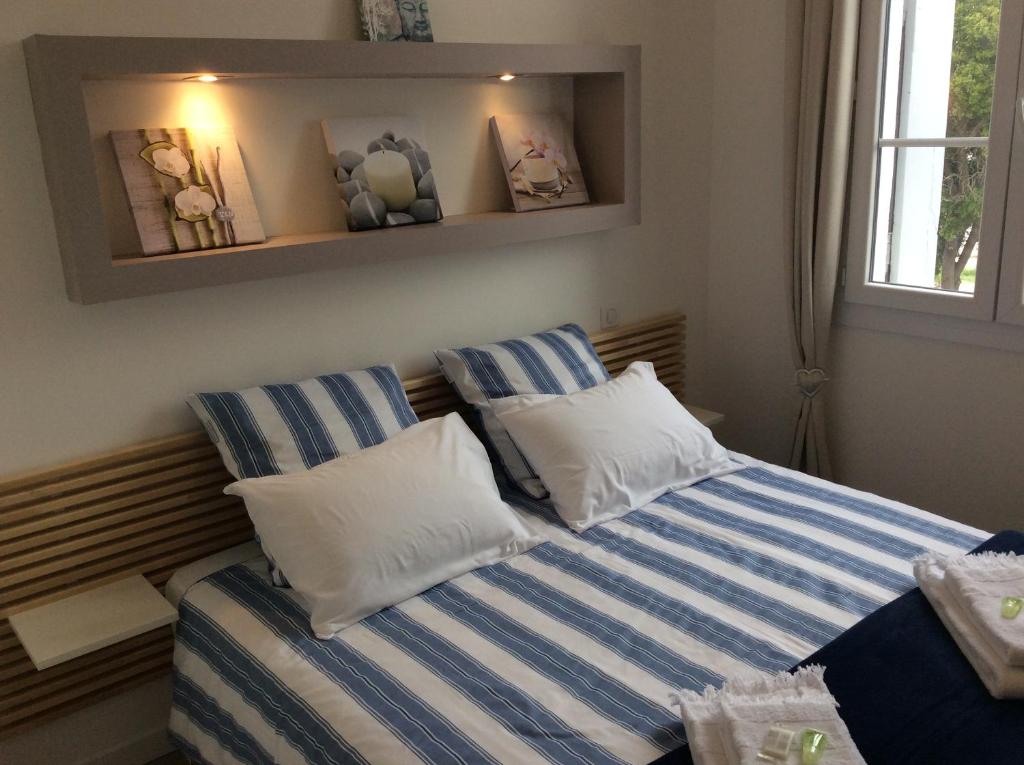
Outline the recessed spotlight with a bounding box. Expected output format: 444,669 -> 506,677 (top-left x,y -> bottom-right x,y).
498,73 -> 516,82
185,74 -> 220,83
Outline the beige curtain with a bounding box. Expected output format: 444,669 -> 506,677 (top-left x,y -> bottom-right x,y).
789,0 -> 860,479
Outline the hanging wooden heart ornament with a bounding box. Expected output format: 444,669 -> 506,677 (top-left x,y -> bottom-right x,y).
795,368 -> 830,399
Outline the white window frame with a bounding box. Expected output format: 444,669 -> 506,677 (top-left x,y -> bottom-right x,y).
997,92 -> 1024,325
845,0 -> 1024,323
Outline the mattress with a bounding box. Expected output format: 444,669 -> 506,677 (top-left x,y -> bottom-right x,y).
168,454 -> 987,765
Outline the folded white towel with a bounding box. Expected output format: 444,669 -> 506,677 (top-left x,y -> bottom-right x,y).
721,695 -> 866,765
671,666 -> 864,765
673,685 -> 729,765
943,552 -> 1024,667
914,554 -> 1024,699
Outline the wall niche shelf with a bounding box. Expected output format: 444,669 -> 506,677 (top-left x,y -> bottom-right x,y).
23,35 -> 640,304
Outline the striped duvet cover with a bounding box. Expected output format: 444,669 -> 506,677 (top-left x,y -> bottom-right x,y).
169,455 -> 986,765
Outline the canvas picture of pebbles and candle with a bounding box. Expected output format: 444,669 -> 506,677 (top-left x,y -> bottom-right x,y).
110,126 -> 265,256
490,113 -> 589,213
321,116 -> 442,232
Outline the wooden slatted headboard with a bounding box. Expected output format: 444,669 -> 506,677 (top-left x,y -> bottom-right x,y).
0,312 -> 685,737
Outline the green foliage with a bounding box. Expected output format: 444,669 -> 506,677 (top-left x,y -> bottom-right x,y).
937,0 -> 1000,284
937,146 -> 985,244
947,0 -> 1001,135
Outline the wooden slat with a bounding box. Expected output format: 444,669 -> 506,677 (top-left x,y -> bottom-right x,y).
601,337 -> 683,366
0,477 -> 231,544
0,312 -> 685,738
608,356 -> 685,375
607,354 -> 684,375
0,665 -> 172,740
414,399 -> 467,417
0,658 -> 36,683
0,655 -> 172,729
1,517 -> 254,607
0,630 -> 175,700
0,445 -> 219,513
591,313 -> 685,344
417,405 -> 470,422
1,503 -> 245,579
1,528 -> 253,617
0,632 -> 125,683
405,374 -> 462,420
592,326 -> 682,355
0,649 -> 24,673
0,431 -> 211,497
404,377 -> 449,396
0,634 -> 173,700
1,493 -> 239,557
0,458 -> 227,526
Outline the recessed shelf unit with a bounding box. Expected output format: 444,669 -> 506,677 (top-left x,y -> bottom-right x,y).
23,35 -> 641,304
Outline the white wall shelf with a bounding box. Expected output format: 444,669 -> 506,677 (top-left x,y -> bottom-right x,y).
23,35 -> 641,303
8,575 -> 177,671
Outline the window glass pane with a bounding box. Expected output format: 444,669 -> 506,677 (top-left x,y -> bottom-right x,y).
871,0 -> 1001,294
945,0 -> 1001,138
882,0 -> 1001,140
872,145 -> 987,292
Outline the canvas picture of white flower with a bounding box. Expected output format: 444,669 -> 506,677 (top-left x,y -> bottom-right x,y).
490,113 -> 590,212
321,116 -> 442,232
110,127 -> 265,256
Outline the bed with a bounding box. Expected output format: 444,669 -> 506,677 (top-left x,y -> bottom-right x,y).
167,453 -> 986,765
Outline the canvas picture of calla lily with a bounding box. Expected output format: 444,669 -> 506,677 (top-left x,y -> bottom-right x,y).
321,116 -> 442,232
490,113 -> 590,213
110,127 -> 265,256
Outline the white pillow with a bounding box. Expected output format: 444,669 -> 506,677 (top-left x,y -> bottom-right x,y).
224,413 -> 541,638
492,361 -> 740,532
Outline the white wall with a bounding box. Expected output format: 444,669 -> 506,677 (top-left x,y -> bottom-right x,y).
705,0 -> 1023,534
831,326 -> 1024,533
705,0 -> 800,465
0,1 -> 713,762
0,0 -> 712,477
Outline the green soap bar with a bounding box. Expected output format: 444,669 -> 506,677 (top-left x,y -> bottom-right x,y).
802,728 -> 828,765
1002,596 -> 1023,620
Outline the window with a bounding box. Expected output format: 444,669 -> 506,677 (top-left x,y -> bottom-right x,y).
846,0 -> 1024,326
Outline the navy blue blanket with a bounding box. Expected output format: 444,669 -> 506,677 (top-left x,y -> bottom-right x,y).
652,530 -> 1024,765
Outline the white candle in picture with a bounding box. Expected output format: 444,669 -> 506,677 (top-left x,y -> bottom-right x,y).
362,150 -> 417,211
522,157 -> 559,185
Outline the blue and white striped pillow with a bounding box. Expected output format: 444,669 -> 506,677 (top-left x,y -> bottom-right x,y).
435,324 -> 610,498
187,365 -> 418,584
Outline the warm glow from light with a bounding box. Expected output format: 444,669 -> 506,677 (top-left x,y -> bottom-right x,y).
498,73 -> 516,81
186,74 -> 220,83
176,89 -> 230,130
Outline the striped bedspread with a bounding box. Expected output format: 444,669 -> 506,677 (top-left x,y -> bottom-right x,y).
169,455 -> 987,765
